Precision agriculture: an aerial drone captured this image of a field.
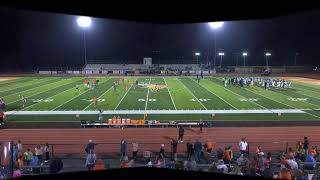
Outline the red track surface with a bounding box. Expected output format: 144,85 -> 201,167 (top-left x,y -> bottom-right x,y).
0,127 -> 319,157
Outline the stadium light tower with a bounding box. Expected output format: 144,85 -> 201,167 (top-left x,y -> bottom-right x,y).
208,22 -> 224,67
77,16 -> 92,65
294,52 -> 299,66
218,52 -> 225,67
242,52 -> 248,66
265,52 -> 271,67
195,52 -> 201,65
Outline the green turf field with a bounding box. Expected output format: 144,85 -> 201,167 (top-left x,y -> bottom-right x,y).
1,76 -> 320,123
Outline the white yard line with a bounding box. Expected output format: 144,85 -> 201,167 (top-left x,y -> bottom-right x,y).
51,89 -> 90,111
144,78 -> 152,111
177,78 -> 207,110
6,79 -> 66,105
293,89 -> 320,101
22,81 -> 81,110
190,78 -> 238,110
83,86 -> 113,110
5,109 -> 306,115
0,79 -> 47,93
114,82 -> 134,110
211,77 -> 268,110
4,78 -> 60,99
163,77 -> 177,110
244,87 -> 320,119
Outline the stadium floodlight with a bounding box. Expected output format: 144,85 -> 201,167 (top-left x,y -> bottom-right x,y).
76,16 -> 92,66
242,52 -> 248,66
265,52 -> 271,67
218,52 -> 225,67
209,22 -> 224,29
195,52 -> 201,64
208,22 -> 224,67
77,16 -> 92,28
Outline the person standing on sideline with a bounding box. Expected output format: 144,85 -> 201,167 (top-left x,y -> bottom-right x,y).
17,140 -> 23,153
198,119 -> 204,133
178,126 -> 184,143
44,143 -> 50,162
171,139 -> 178,161
159,144 -> 165,160
132,141 -> 139,160
120,139 -> 127,161
98,110 -> 103,121
303,137 -> 309,156
239,138 -> 248,155
86,149 -> 96,171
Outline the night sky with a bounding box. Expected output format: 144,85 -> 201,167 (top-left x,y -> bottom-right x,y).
1,7 -> 320,71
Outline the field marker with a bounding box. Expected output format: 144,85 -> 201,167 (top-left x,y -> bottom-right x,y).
245,87 -> 320,119
83,86 -> 113,110
51,78 -> 110,111
190,78 -> 238,110
114,81 -> 134,110
6,79 -> 70,105
211,77 -> 268,110
163,77 -> 177,110
177,78 -> 207,110
144,78 -> 152,111
21,79 -> 84,110
3,78 -> 61,100
292,89 -> 320,101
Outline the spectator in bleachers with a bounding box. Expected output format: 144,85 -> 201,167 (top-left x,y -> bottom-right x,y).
85,149 -> 97,171
159,144 -> 165,160
304,152 -> 316,170
256,152 -> 265,173
264,152 -> 272,169
279,164 -> 293,180
13,143 -> 18,163
146,158 -> 152,167
194,140 -> 202,163
295,141 -> 305,161
17,140 -> 23,153
120,139 -> 127,161
184,159 -> 197,171
286,153 -> 298,170
23,148 -> 33,165
236,154 -> 249,173
303,137 -> 309,156
293,169 -> 309,180
205,140 -> 214,153
308,146 -> 317,157
216,159 -> 228,173
34,144 -> 43,162
132,141 -> 139,160
186,141 -> 193,160
239,138 -> 248,155
223,147 -> 231,164
171,139 -> 178,161
17,153 -> 24,169
44,143 -> 50,162
229,165 -> 243,175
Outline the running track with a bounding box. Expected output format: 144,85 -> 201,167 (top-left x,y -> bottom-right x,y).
0,127 -> 319,157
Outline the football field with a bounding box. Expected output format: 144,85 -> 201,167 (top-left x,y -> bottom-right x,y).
1,76 -> 320,123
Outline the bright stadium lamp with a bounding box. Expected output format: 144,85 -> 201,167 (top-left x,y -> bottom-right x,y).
242,52 -> 248,66
208,22 -> 224,67
194,52 -> 201,64
218,52 -> 225,67
77,16 -> 92,28
209,22 -> 224,29
265,52 -> 271,67
76,16 -> 92,66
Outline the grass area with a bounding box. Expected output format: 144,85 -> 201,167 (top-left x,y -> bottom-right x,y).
1,76 -> 319,123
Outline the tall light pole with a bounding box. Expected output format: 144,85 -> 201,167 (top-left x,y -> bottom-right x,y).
242,52 -> 248,66
218,52 -> 225,67
265,52 -> 271,67
294,52 -> 299,66
77,16 -> 92,66
208,22 -> 224,67
195,52 -> 201,65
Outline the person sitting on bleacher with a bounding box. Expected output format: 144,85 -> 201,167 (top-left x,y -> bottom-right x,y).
23,148 -> 33,165
304,152 -> 316,170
